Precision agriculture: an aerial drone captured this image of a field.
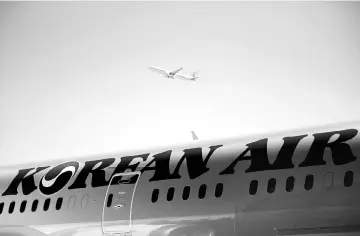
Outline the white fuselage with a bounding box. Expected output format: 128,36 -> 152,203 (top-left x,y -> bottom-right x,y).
1,121 -> 360,236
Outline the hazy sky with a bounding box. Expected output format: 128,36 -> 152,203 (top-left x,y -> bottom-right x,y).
1,2 -> 360,166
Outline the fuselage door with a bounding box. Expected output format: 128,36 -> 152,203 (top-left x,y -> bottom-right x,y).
101,171 -> 141,235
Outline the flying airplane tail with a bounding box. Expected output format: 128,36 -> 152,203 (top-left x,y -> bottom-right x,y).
192,71 -> 200,80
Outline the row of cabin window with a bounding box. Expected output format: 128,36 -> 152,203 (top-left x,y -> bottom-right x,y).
2,171 -> 353,214
104,183 -> 224,208
151,183 -> 224,203
0,197 -> 63,215
106,183 -> 224,207
249,171 -> 354,195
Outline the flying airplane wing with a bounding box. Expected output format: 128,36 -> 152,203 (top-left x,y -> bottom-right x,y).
169,67 -> 183,76
149,67 -> 168,76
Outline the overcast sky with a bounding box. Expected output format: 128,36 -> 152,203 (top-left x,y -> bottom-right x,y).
1,2 -> 360,166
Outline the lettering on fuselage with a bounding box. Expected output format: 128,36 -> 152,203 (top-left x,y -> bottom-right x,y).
2,129 -> 358,196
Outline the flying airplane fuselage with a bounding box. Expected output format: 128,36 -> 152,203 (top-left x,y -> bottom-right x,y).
1,122 -> 360,236
165,75 -> 174,79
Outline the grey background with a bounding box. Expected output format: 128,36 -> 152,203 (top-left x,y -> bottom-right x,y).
1,2 -> 360,166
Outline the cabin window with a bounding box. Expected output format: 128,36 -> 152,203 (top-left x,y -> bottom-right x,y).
286,176 -> 295,192
31,200 -> 38,212
43,198 -> 50,211
68,196 -> 76,209
151,189 -> 159,203
215,183 -> 223,198
249,180 -> 258,195
81,194 -> 89,208
0,202 -> 4,215
107,194 -> 113,207
56,198 -> 63,210
167,187 -> 175,201
198,184 -> 207,199
182,186 -> 190,200
344,171 -> 354,187
20,200 -> 27,213
9,201 -> 15,214
324,172 -> 334,189
267,178 -> 276,194
305,174 -> 314,190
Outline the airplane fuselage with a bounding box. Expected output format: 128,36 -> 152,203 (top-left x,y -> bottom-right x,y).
1,122 -> 360,236
165,74 -> 174,79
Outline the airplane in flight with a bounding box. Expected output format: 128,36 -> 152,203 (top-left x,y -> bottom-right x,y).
149,66 -> 183,80
1,121 -> 360,236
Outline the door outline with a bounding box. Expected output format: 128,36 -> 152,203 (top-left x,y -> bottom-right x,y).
101,171 -> 141,235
